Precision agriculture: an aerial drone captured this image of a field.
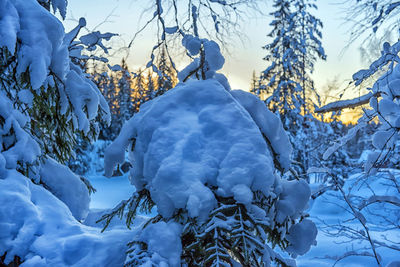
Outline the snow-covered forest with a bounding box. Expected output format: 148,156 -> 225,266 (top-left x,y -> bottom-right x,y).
0,0 -> 399,266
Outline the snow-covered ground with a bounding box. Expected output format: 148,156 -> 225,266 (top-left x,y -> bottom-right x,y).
299,171 -> 400,266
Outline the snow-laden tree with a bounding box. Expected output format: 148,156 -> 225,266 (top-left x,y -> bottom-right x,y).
294,0 -> 326,114
259,0 -> 325,113
0,0 -> 111,207
250,70 -> 260,93
256,0 -> 326,179
312,4 -> 400,264
102,35 -> 317,266
321,39 -> 400,174
0,0 -> 133,265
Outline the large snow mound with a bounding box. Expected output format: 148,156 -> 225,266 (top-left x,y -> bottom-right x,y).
105,79 -> 289,220
0,168 -> 131,266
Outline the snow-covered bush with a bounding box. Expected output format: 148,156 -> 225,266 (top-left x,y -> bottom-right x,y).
320,35 -> 400,266
351,39 -> 400,174
307,119 -> 352,197
103,36 -> 316,266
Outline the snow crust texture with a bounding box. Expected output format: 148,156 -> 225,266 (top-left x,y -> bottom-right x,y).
138,221 -> 183,266
286,219 -> 317,257
178,35 -> 227,87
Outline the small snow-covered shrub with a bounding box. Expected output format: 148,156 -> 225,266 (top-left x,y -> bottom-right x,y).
103,36 -> 316,266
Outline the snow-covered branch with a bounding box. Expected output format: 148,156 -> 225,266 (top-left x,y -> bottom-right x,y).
315,92 -> 379,113
358,195 -> 400,210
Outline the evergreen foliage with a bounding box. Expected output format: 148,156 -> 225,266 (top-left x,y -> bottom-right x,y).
119,184 -> 309,266
0,1 -> 111,175
179,198 -> 296,266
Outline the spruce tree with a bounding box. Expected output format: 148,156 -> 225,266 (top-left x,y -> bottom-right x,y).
146,71 -> 156,100
132,68 -> 147,112
0,0 -> 111,172
93,68 -> 119,139
156,45 -> 177,96
250,70 -> 260,95
257,0 -> 326,178
117,59 -> 133,125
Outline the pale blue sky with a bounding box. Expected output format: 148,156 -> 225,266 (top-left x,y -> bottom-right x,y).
64,0 -> 367,97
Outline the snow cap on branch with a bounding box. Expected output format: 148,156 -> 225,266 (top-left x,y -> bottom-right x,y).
178,35 -> 226,87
